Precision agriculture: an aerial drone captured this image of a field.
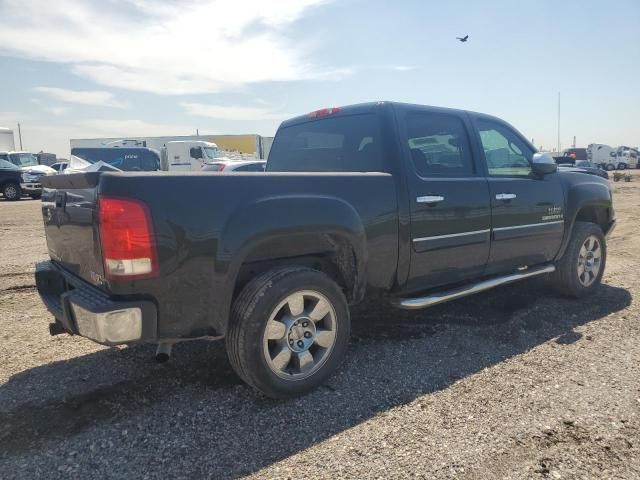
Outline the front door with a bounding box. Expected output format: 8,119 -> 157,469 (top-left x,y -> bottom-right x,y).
400,108 -> 492,292
472,116 -> 565,275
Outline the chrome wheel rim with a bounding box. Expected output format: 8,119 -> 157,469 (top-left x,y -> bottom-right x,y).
577,235 -> 602,287
262,290 -> 337,380
4,185 -> 17,199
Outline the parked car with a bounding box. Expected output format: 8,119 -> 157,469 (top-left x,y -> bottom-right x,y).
36,101 -> 615,398
201,160 -> 266,172
558,160 -> 609,179
0,159 -> 24,200
71,147 -> 160,171
50,161 -> 69,173
0,151 -> 56,198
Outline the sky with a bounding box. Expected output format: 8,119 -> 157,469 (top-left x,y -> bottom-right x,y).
0,0 -> 638,157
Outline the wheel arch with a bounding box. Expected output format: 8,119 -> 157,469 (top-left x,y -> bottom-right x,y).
556,181 -> 613,260
214,195 -> 367,335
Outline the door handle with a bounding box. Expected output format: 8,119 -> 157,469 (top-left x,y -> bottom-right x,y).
495,193 -> 517,201
417,195 -> 444,204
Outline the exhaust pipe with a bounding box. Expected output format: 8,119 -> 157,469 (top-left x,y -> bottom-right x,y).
155,342 -> 173,363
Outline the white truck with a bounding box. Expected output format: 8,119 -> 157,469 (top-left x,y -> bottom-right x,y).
0,151 -> 56,198
587,144 -> 617,170
614,146 -> 639,169
0,128 -> 15,151
160,140 -> 220,171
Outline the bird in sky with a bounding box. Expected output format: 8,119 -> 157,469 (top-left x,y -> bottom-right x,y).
456,35 -> 469,42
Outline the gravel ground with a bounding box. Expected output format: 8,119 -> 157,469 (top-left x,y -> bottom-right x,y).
0,173 -> 638,479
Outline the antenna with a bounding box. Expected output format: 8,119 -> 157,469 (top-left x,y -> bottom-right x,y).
557,92 -> 561,153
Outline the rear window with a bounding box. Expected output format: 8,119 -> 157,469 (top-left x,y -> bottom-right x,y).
267,113 -> 383,172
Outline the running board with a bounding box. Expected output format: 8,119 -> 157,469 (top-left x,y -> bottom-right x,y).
392,264 -> 556,310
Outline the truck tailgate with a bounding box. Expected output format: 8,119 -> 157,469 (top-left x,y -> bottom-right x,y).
40,172 -> 105,287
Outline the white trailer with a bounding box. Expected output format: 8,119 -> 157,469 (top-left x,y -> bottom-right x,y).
0,128 -> 15,151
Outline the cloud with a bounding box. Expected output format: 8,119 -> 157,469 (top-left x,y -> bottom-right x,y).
33,87 -> 126,108
44,106 -> 70,116
0,0 -> 340,95
181,102 -> 290,121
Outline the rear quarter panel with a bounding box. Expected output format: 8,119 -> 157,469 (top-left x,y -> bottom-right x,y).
97,172 -> 398,338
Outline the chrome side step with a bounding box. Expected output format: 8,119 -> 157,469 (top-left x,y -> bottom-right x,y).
392,264 -> 555,310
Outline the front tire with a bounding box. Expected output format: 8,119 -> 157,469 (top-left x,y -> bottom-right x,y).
226,267 -> 350,398
552,222 -> 606,298
2,182 -> 21,201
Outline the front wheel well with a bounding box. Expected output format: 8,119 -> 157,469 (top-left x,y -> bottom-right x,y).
574,205 -> 610,234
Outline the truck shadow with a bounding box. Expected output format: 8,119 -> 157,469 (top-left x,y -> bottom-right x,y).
0,281 -> 632,478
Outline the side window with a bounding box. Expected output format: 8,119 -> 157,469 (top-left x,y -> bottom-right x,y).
476,120 -> 533,176
267,113 -> 383,172
405,112 -> 474,177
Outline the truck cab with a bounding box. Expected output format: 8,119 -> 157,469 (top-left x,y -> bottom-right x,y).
161,140 -> 219,171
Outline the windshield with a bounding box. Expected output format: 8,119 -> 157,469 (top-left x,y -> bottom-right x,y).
203,147 -> 218,160
9,153 -> 39,167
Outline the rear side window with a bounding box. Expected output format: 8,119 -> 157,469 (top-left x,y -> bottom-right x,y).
268,113 -> 383,172
404,112 -> 474,177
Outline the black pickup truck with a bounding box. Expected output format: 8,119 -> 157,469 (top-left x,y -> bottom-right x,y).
36,102 -> 615,398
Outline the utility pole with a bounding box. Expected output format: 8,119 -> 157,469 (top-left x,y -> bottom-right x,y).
572,136 -> 576,148
557,92 -> 561,153
17,123 -> 23,150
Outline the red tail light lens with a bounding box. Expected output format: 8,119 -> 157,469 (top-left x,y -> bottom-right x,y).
308,107 -> 340,118
98,196 -> 159,280
218,164 -> 226,171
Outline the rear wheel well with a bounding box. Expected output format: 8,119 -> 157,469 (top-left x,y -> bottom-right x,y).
235,248 -> 358,303
574,205 -> 610,234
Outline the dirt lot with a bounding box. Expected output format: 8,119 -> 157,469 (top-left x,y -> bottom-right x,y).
0,173 -> 638,479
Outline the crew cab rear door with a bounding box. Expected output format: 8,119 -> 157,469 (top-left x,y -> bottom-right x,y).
399,107 -> 491,292
471,116 -> 565,274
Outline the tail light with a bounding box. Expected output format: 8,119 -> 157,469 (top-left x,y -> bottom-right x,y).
217,164 -> 226,171
98,196 -> 159,280
308,107 -> 340,118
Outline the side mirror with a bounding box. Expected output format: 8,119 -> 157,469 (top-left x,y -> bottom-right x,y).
531,152 -> 557,175
190,147 -> 203,159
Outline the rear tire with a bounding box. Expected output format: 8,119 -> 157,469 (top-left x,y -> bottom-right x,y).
226,267 -> 350,398
2,182 -> 21,201
552,222 -> 606,298
618,163 -> 627,170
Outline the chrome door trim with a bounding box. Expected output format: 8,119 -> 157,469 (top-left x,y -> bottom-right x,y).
492,220 -> 564,232
412,228 -> 491,243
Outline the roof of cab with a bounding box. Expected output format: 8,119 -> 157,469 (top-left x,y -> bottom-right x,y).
279,101 -> 501,128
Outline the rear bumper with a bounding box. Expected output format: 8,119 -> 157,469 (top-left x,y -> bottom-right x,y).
35,261 -> 157,345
